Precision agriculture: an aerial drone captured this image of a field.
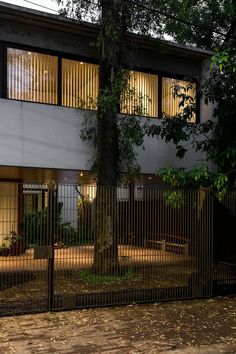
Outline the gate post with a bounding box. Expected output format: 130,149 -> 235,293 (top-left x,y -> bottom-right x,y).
47,182 -> 56,310
195,190 -> 214,297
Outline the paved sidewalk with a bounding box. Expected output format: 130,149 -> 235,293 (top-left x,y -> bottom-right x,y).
0,297 -> 235,353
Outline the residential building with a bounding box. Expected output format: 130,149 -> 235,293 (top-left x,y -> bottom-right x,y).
0,2 -> 213,244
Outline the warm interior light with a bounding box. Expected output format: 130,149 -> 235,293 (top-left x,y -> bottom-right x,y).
80,172 -> 84,177
80,62 -> 84,65
7,48 -> 58,104
148,176 -> 152,180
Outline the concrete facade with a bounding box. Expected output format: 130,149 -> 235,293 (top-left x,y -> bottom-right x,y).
0,99 -> 207,174
0,2 -> 213,181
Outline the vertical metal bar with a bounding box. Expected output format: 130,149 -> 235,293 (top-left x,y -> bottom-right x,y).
47,182 -> 56,310
17,183 -> 23,237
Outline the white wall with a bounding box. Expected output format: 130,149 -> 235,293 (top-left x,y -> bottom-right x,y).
136,118 -> 206,174
57,185 -> 78,227
0,183 -> 18,245
0,99 -> 208,175
0,99 -> 94,171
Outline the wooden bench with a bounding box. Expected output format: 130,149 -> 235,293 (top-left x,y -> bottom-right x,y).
147,238 -> 189,256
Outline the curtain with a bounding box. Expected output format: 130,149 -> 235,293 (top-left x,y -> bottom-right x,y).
121,71 -> 158,117
62,59 -> 99,109
7,48 -> 58,104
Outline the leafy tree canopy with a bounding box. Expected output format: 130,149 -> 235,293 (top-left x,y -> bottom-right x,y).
147,44 -> 236,184
57,0 -> 235,50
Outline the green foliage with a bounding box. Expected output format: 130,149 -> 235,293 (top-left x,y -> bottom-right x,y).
147,81 -> 197,159
159,166 -> 229,201
57,0 -> 99,22
148,45 -> 236,183
211,48 -> 236,72
23,202 -> 82,246
76,267 -> 138,284
23,209 -> 48,245
80,69 -> 149,181
57,0 -> 235,50
163,191 -> 185,208
159,0 -> 235,50
118,115 -> 148,181
203,46 -> 236,176
76,96 -> 97,110
57,223 -> 79,246
77,197 -> 94,244
97,69 -> 127,114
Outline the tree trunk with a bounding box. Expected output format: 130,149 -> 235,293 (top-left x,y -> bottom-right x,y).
93,0 -> 127,275
93,186 -> 119,275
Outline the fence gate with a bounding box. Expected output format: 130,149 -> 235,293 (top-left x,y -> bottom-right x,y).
0,183 -> 234,316
0,183 -> 49,315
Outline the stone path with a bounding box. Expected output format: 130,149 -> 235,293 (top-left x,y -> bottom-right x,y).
0,297 -> 235,353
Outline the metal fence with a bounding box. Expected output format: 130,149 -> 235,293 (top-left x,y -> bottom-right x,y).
0,183 -> 235,316
213,191 -> 236,295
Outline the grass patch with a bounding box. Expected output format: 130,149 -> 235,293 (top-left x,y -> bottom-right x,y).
76,268 -> 141,285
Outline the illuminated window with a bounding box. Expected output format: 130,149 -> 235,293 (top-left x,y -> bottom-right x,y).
62,59 -> 99,109
121,71 -> 158,117
6,47 -> 197,122
7,48 -> 58,104
162,77 -> 196,121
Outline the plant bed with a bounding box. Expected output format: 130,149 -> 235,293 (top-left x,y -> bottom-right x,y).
0,247 -> 10,257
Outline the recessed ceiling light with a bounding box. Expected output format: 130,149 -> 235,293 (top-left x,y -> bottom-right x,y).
80,172 -> 84,177
28,52 -> 32,55
148,176 -> 152,180
80,62 -> 84,65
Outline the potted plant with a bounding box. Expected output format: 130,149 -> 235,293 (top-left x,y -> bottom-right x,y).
4,231 -> 27,256
0,242 -> 10,256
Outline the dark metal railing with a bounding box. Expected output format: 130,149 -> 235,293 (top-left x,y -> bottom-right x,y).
0,182 -> 234,316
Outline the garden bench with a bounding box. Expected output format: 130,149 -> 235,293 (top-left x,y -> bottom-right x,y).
147,235 -> 189,256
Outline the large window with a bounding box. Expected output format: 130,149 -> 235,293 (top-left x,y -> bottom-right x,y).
7,48 -> 58,104
162,77 -> 196,121
5,46 -> 197,121
62,59 -> 99,109
121,71 -> 158,117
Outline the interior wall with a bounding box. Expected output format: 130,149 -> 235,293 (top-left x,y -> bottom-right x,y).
0,183 -> 18,246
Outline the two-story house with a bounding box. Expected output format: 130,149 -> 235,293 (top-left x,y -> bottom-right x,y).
0,2 -> 213,244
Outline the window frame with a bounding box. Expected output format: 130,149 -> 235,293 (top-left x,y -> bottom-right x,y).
1,41 -> 98,108
0,40 -> 200,122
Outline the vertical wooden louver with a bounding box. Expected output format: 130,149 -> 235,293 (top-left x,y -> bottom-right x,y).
121,71 -> 158,117
7,48 -> 58,104
162,78 -> 196,122
62,59 -> 99,109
